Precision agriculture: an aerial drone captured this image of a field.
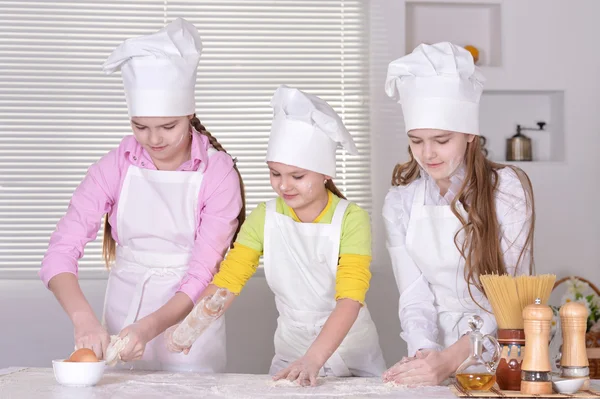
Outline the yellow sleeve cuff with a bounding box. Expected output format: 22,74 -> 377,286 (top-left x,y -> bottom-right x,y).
335,254 -> 372,305
212,244 -> 261,294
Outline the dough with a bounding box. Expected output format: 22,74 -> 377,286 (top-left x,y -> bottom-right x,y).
105,335 -> 130,366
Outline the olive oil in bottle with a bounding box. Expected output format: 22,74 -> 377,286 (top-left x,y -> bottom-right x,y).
456,373 -> 496,391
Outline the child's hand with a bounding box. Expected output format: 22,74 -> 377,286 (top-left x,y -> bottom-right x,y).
382,355 -> 416,381
164,324 -> 191,355
273,355 -> 322,387
73,312 -> 110,360
117,322 -> 153,362
383,349 -> 452,387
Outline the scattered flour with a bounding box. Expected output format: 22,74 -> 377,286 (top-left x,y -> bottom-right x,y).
266,378 -> 301,387
384,380 -> 409,388
0,368 -> 483,398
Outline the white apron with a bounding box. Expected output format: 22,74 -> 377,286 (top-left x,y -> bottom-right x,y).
263,199 -> 386,377
405,180 -> 492,348
102,149 -> 226,372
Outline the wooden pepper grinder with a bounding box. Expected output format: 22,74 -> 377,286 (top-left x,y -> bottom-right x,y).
521,298 -> 553,395
560,302 -> 590,389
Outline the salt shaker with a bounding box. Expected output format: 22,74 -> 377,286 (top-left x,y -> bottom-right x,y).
560,301 -> 589,390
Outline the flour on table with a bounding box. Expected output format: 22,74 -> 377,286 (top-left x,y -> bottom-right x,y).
0,368 -> 471,398
266,379 -> 301,387
384,380 -> 409,388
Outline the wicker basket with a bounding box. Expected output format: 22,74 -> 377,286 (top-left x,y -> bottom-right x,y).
553,276 -> 600,379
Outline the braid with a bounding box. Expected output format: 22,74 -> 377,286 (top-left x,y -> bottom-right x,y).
190,116 -> 225,152
190,115 -> 246,246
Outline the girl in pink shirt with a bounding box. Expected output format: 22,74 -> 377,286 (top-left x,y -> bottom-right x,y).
39,18 -> 244,372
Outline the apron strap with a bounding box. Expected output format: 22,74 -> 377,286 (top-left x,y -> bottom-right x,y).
122,266 -> 187,327
408,179 -> 426,221
330,199 -> 349,228
329,199 -> 349,264
266,198 -> 277,214
415,179 -> 426,207
123,269 -> 155,327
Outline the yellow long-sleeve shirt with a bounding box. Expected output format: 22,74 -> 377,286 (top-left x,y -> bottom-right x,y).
212,191 -> 372,304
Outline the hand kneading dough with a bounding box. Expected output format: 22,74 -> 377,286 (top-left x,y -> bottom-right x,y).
105,335 -> 130,366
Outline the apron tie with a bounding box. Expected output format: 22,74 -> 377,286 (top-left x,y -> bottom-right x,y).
324,351 -> 351,377
122,266 -> 187,327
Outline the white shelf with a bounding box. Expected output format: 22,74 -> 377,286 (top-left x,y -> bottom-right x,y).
405,1 -> 502,66
480,90 -> 565,162
478,66 -> 567,92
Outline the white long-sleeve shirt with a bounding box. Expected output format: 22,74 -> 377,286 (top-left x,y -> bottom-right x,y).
382,165 -> 532,355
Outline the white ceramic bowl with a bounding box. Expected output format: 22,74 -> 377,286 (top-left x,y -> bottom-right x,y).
52,359 -> 106,387
552,377 -> 585,394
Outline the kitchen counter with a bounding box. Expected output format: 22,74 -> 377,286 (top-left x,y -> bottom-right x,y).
2,367 -> 599,398
0,367 -> 455,398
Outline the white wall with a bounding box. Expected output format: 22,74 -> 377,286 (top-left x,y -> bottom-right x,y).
368,0 -> 600,368
2,0 -> 600,372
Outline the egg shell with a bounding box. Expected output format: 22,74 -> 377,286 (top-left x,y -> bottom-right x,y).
67,348 -> 99,362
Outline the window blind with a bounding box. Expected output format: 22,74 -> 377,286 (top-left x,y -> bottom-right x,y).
0,0 -> 371,277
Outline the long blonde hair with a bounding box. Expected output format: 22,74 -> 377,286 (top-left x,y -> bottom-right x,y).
391,137 -> 535,300
102,115 -> 246,268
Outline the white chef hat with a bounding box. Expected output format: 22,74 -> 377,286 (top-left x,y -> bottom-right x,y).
266,85 -> 358,178
102,18 -> 202,117
385,42 -> 485,136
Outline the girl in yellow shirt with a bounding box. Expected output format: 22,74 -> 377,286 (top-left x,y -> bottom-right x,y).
165,85 -> 385,386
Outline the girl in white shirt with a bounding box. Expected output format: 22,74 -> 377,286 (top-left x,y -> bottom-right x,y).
381,42 -> 534,386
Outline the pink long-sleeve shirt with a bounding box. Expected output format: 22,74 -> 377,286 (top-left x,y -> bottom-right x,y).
40,131 -> 242,303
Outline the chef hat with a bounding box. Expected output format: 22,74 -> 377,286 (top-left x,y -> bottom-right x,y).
385,42 -> 485,136
102,18 -> 202,117
266,85 -> 358,178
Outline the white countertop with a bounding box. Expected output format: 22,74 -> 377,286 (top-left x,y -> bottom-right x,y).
2,367 -> 599,398
0,367 -> 456,399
